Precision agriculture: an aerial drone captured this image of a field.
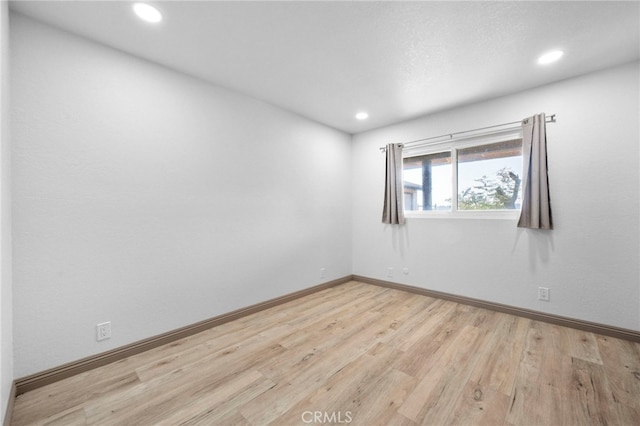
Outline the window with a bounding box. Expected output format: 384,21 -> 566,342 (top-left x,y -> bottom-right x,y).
403,135 -> 523,216
403,151 -> 452,211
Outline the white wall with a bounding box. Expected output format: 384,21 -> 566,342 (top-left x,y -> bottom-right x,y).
9,9 -> 639,384
0,0 -> 13,421
11,14 -> 352,377
352,61 -> 640,331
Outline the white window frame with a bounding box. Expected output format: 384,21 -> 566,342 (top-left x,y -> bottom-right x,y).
403,128 -> 523,220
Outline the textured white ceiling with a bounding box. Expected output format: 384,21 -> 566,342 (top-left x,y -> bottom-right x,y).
9,1 -> 640,134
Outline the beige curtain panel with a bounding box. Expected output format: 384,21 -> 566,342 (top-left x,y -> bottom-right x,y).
518,113 -> 553,229
382,143 -> 405,225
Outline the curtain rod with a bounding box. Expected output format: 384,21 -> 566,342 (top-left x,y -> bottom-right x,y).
379,114 -> 556,152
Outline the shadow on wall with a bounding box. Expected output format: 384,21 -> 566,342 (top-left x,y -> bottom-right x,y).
513,228 -> 555,272
387,223 -> 410,259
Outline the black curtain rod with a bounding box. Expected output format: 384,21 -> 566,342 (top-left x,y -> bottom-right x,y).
379,114 -> 556,152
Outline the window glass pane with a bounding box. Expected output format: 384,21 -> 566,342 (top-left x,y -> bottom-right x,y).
457,139 -> 522,210
403,151 -> 452,211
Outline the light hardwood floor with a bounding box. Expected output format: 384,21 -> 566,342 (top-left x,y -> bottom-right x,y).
11,281 -> 640,425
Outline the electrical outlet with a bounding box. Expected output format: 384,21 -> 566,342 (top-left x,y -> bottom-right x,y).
402,267 -> 409,275
387,267 -> 394,277
538,287 -> 550,301
96,321 -> 111,341
320,267 -> 326,279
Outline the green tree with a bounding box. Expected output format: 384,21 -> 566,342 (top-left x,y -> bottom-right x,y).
458,168 -> 521,210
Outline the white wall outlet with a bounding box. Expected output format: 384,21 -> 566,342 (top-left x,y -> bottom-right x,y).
320,267 -> 326,279
538,287 -> 550,301
387,267 -> 394,277
402,267 -> 409,275
96,321 -> 112,341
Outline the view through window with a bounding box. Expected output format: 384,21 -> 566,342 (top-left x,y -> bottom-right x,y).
403,138 -> 523,213
403,151 -> 452,211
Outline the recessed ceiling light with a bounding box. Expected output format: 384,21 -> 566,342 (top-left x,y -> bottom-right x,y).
355,112 -> 369,120
537,50 -> 564,65
133,2 -> 163,24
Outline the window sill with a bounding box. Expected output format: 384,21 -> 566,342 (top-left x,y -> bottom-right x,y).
404,210 -> 520,220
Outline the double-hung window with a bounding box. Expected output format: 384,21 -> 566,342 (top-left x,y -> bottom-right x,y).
402,130 -> 523,218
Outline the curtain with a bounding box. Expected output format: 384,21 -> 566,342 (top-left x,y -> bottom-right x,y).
518,113 -> 553,229
382,143 -> 405,225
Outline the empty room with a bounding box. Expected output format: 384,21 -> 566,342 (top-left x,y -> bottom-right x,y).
1,0 -> 639,425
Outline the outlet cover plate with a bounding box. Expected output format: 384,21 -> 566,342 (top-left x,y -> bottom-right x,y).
97,321 -> 111,341
538,287 -> 550,301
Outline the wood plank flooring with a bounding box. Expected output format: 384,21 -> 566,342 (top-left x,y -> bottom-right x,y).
11,281 -> 640,425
